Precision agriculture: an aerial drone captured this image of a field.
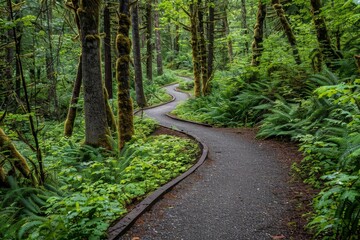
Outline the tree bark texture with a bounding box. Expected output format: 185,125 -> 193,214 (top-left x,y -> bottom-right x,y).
154,0 -> 163,76
310,0 -> 340,69
223,9 -> 233,62
271,0 -> 301,65
78,0 -> 110,149
104,88 -> 117,132
117,0 -> 134,150
241,0 -> 249,54
0,128 -> 32,185
145,0 -> 153,81
174,23 -> 180,54
131,1 -> 147,108
207,0 -> 215,86
44,0 -> 59,118
251,0 -> 266,67
103,3 -> 113,99
64,55 -> 82,137
198,0 -> 208,95
190,3 -> 202,97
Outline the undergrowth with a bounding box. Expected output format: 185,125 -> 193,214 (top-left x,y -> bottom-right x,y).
0,116 -> 200,239
173,64 -> 360,238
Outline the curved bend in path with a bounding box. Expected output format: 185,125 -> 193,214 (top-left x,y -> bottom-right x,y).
122,82 -> 293,239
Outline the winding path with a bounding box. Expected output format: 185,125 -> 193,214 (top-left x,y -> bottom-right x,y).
120,82 -> 293,239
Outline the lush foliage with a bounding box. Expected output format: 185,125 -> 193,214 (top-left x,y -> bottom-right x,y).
0,117 -> 199,239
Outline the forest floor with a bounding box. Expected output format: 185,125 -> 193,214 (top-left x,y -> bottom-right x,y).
119,83 -> 315,240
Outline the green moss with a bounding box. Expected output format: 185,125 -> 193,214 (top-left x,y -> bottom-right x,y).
116,34 -> 131,54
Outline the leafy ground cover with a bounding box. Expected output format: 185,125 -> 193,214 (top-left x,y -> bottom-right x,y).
0,116 -> 200,239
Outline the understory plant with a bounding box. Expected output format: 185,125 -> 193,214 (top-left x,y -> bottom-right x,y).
258,73 -> 360,238
0,116 -> 200,239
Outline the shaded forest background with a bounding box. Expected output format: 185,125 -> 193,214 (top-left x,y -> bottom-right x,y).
1,0 -> 360,239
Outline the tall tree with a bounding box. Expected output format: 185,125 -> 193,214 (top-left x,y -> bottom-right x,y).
145,0 -> 153,81
189,2 -> 202,97
310,0 -> 341,69
251,0 -> 266,66
198,0 -> 208,95
223,5 -> 233,62
44,0 -> 58,117
271,0 -> 301,65
154,0 -> 163,76
131,0 -> 147,107
103,1 -> 113,99
117,0 -> 134,149
64,0 -> 82,137
207,0 -> 214,92
241,0 -> 249,54
78,0 -> 110,149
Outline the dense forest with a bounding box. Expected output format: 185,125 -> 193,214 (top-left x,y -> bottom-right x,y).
1,0 -> 360,239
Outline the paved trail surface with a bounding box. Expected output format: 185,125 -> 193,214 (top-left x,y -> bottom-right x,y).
121,82 -> 292,240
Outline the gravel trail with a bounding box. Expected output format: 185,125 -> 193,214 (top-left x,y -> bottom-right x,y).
121,83 -> 292,240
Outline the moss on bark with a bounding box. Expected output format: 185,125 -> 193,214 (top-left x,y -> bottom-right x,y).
272,0 -> 301,65
251,0 -> 266,67
116,7 -> 134,150
0,128 -> 31,181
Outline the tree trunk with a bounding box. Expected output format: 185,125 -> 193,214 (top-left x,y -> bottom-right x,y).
223,10 -> 233,62
117,0 -> 134,150
189,3 -> 201,97
131,1 -> 147,107
78,0 -> 111,149
251,0 -> 267,67
355,55 -> 360,73
103,3 -> 113,99
104,88 -> 117,132
207,0 -> 215,87
271,0 -> 301,65
310,0 -> 340,69
174,23 -> 180,54
0,128 -> 32,185
241,0 -> 249,54
198,0 -> 208,95
64,55 -> 82,137
145,0 -> 153,81
154,0 -> 163,76
45,0 -> 58,118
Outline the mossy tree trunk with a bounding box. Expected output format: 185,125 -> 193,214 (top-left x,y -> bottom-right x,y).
154,0 -> 163,76
241,0 -> 249,55
131,1 -> 147,108
78,0 -> 110,149
64,0 -> 81,137
251,0 -> 266,67
0,128 -> 33,186
65,0 -> 115,137
310,0 -> 341,70
223,7 -> 233,62
64,55 -> 82,137
207,0 -> 215,90
189,2 -> 202,97
174,22 -> 180,55
103,2 -> 113,99
117,0 -> 134,150
145,0 -> 153,81
271,0 -> 301,65
198,0 -> 208,95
